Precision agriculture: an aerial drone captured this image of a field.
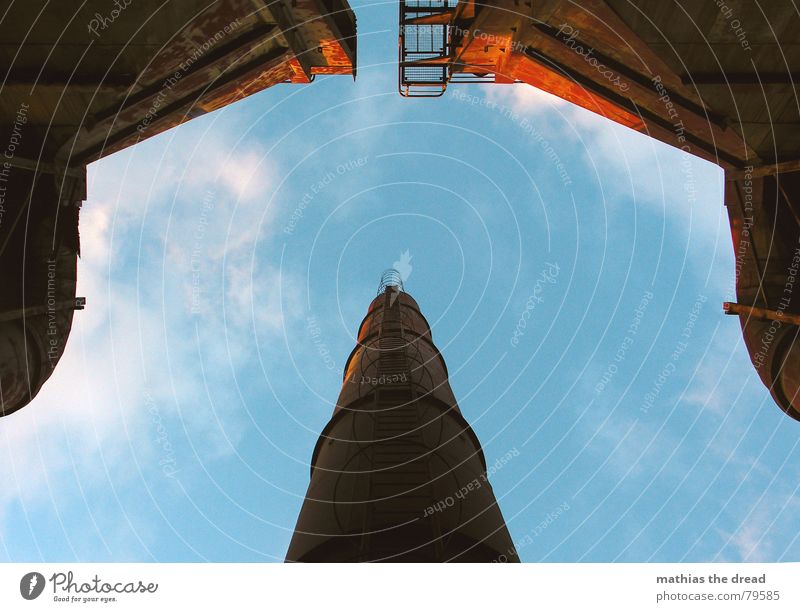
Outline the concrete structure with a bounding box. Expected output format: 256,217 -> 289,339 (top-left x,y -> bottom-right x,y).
400,0 -> 800,421
0,0 -> 356,417
286,274 -> 518,561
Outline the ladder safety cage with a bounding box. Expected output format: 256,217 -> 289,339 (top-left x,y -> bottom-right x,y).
398,1 -> 505,97
398,0 -> 455,97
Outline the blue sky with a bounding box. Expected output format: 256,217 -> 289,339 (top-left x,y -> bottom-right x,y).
2,0 -> 798,563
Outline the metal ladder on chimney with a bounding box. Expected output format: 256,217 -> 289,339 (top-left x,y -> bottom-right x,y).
359,289 -> 444,560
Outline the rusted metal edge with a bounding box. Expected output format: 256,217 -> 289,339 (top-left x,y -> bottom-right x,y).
723,301 -> 800,326
727,159 -> 800,181
0,298 -> 86,323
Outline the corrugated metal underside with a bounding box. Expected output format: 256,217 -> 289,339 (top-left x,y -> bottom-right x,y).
0,0 -> 356,166
0,0 -> 355,417
421,0 -> 798,167
606,0 -> 800,165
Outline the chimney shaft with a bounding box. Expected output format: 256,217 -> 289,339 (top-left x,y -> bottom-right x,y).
286,285 -> 519,562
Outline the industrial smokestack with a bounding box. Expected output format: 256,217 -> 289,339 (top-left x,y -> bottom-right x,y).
286,274 -> 518,562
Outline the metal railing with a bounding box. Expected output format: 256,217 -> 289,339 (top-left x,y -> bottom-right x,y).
398,0 -> 454,97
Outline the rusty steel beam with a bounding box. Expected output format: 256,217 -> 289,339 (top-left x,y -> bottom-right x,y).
724,302 -> 800,326
0,299 -> 86,324
89,23 -> 279,126
255,0 -> 313,81
75,45 -> 292,163
518,46 -> 745,167
727,160 -> 800,181
2,70 -> 137,90
681,73 -> 800,86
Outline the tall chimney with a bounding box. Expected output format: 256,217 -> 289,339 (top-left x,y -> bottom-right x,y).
286,272 -> 519,561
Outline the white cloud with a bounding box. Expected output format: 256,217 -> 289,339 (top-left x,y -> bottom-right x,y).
487,84 -> 727,245
715,485 -> 800,561
0,200 -> 157,551
0,117 -> 299,555
486,83 -> 571,117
